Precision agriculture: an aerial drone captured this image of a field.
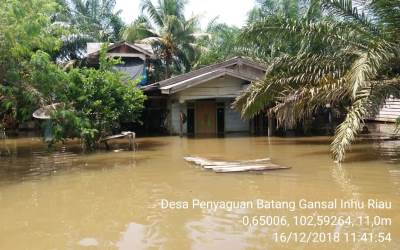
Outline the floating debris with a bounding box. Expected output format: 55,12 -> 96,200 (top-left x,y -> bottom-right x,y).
184,156 -> 290,173
100,131 -> 136,151
78,238 -> 99,247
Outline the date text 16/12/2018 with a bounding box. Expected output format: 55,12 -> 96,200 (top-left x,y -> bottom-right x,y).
272,232 -> 391,244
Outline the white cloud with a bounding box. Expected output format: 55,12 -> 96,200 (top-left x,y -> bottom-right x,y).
115,0 -> 256,28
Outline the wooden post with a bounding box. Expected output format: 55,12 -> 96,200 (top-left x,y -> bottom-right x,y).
179,102 -> 185,137
128,134 -> 133,151
132,132 -> 136,151
104,141 -> 110,150
179,112 -> 183,137
326,103 -> 334,135
127,132 -> 136,151
267,111 -> 274,137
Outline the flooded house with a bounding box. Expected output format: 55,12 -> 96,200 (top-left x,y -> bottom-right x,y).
369,98 -> 400,123
141,57 -> 268,136
367,98 -> 400,135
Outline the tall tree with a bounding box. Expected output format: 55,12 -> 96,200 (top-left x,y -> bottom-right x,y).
0,0 -> 64,128
243,0 -> 322,60
194,19 -> 240,68
0,0 -> 146,145
122,0 -> 201,79
235,0 -> 400,162
56,0 -> 125,60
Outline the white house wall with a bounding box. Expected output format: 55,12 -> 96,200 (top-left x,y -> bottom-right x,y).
174,75 -> 246,102
166,76 -> 251,134
372,98 -> 400,122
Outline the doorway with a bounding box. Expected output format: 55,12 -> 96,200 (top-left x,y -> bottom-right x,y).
195,100 -> 216,135
187,105 -> 195,135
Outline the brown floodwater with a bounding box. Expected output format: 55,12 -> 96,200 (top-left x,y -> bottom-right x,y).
0,135 -> 399,249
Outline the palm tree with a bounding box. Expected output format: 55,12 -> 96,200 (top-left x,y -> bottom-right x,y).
234,0 -> 400,162
122,0 -> 201,79
248,0 -> 317,22
56,0 -> 125,60
194,19 -> 240,68
241,0 -> 322,61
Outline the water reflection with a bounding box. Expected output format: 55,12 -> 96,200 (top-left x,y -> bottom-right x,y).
0,138 -> 149,184
187,213 -> 252,250
373,139 -> 400,163
117,222 -> 164,249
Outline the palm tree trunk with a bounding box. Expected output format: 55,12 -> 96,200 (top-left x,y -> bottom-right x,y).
165,50 -> 172,79
165,62 -> 170,79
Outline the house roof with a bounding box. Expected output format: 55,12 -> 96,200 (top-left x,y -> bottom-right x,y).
86,41 -> 154,59
142,57 -> 266,94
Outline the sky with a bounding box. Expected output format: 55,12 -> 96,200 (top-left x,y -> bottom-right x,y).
115,0 -> 257,28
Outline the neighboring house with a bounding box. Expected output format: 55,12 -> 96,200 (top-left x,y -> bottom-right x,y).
366,98 -> 400,136
86,41 -> 154,85
369,98 -> 400,123
141,57 -> 267,135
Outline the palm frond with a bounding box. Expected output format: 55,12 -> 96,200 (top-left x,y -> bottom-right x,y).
237,0 -> 400,162
322,0 -> 375,30
122,16 -> 158,42
369,1 -> 400,35
346,41 -> 398,98
332,80 -> 400,161
141,0 -> 164,27
233,49 -> 354,120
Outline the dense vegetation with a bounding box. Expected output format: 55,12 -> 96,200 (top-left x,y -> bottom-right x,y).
0,0 -> 239,146
0,0 -> 64,128
195,20 -> 241,68
57,0 -> 125,60
0,0 -> 145,149
50,49 -> 145,149
234,0 -> 400,161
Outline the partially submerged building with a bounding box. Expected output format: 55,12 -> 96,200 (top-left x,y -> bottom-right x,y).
142,57 -> 267,135
367,98 -> 400,135
86,41 -> 155,85
371,99 -> 400,123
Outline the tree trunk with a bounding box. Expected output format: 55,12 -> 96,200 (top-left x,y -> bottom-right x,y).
165,51 -> 172,79
165,62 -> 170,79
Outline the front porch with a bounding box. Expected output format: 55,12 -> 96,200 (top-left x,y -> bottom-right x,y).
168,98 -> 268,136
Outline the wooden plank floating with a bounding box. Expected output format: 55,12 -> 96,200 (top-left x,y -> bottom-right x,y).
183,156 -> 290,173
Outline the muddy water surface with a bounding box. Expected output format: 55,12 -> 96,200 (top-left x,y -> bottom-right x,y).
0,136 -> 399,249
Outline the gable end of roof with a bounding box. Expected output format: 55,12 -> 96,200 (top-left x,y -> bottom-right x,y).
157,57 -> 266,88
